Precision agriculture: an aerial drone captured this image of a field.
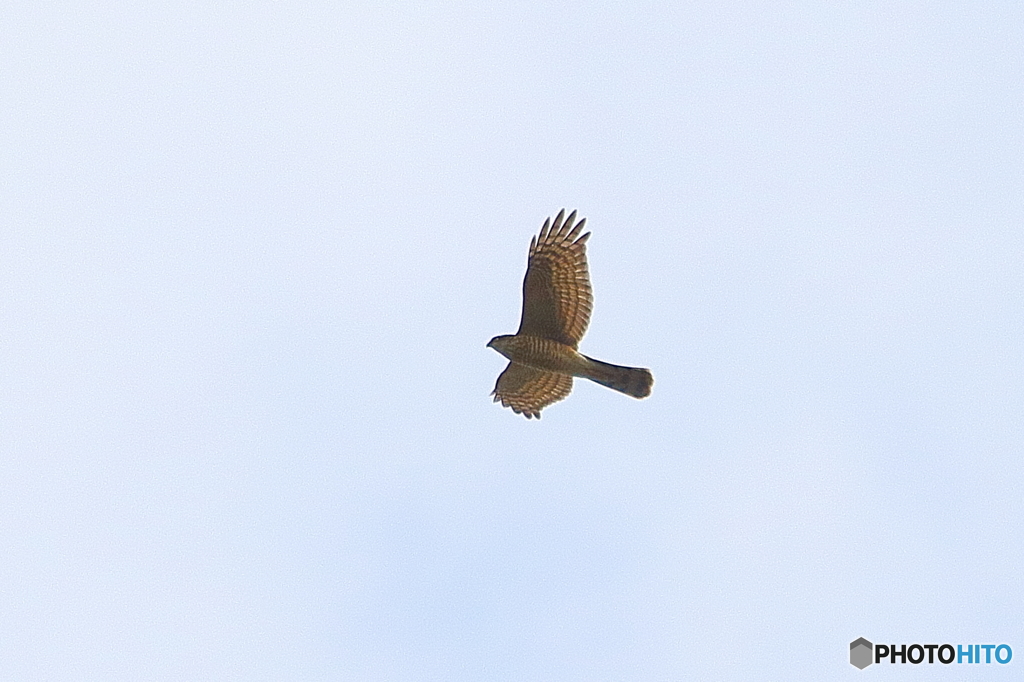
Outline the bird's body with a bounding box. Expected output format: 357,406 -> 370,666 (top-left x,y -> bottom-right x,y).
488,335 -> 587,375
488,209 -> 653,418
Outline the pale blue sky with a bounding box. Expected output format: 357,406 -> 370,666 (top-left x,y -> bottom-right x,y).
2,2 -> 1022,680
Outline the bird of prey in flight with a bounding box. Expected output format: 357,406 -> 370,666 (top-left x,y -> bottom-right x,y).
488,209 -> 653,418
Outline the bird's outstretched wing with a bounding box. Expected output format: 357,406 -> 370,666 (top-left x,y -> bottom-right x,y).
516,209 -> 592,348
491,362 -> 573,419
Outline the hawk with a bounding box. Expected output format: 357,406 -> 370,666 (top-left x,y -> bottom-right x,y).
488,209 -> 653,418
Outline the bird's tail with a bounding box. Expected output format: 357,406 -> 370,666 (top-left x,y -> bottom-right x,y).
582,356 -> 653,399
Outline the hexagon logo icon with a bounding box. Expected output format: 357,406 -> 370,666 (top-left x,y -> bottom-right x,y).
850,638 -> 873,669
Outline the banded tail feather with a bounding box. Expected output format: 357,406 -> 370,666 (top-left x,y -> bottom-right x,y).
583,356 -> 653,399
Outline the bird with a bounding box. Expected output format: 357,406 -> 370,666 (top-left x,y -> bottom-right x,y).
487,209 -> 653,418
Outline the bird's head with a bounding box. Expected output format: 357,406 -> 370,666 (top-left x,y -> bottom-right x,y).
487,335 -> 513,355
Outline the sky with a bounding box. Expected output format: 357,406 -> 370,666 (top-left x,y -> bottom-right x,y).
2,2 -> 1023,680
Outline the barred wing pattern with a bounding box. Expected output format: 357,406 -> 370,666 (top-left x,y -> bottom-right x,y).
516,209 -> 592,348
492,362 -> 573,420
